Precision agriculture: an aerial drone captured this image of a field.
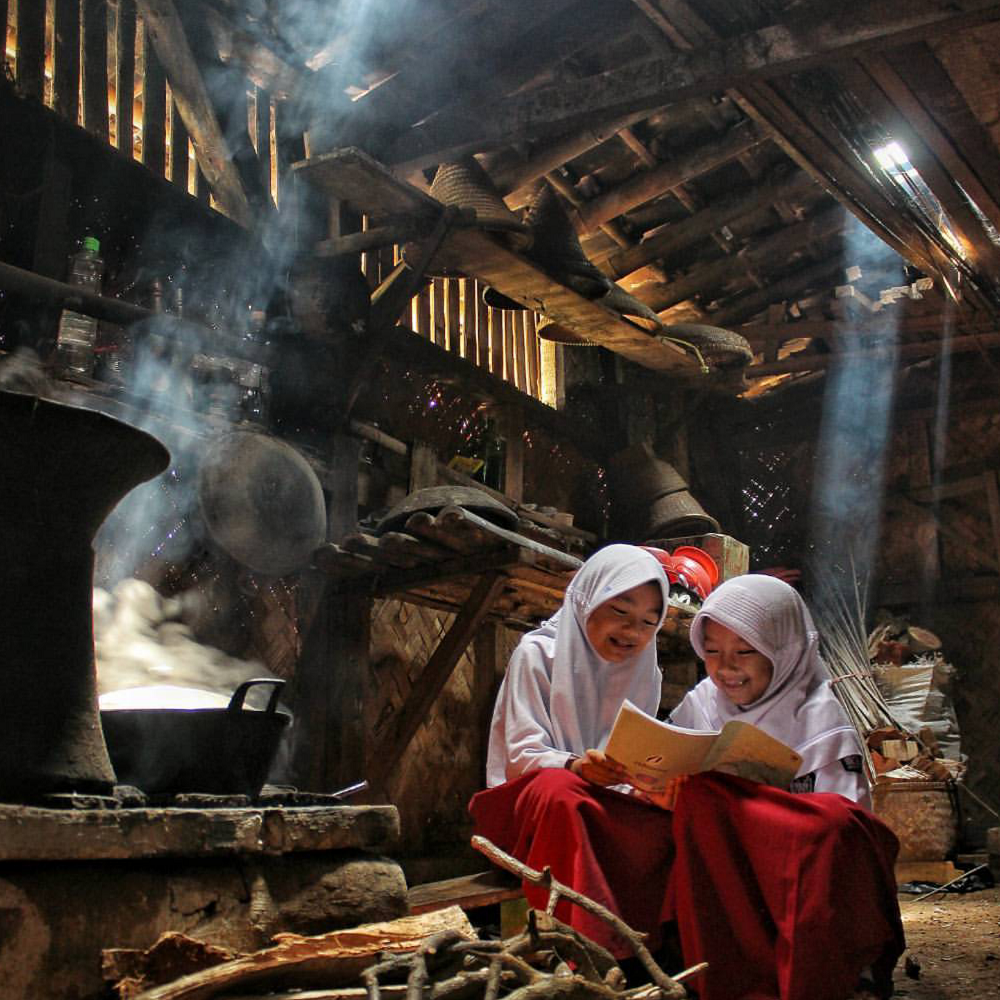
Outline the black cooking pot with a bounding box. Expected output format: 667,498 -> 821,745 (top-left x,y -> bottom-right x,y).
100,679 -> 290,797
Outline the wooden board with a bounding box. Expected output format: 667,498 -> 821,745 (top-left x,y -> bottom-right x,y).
293,148 -> 696,374
408,870 -> 522,915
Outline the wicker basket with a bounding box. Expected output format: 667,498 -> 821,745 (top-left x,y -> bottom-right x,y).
872,781 -> 959,861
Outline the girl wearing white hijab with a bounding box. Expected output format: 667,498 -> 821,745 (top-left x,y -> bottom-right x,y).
486,543 -> 670,787
662,574 -> 903,1000
673,573 -> 871,807
472,544 -> 675,958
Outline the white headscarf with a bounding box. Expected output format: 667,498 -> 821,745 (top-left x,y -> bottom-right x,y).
673,574 -> 863,777
486,544 -> 670,787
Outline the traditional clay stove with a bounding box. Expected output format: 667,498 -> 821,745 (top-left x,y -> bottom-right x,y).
0,390 -> 405,1000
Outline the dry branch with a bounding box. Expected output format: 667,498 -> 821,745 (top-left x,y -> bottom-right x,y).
472,836 -> 697,998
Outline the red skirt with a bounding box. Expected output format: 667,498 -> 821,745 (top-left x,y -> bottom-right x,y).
469,770 -> 904,1000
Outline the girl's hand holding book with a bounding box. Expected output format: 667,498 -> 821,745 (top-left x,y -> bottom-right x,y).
569,749 -> 629,787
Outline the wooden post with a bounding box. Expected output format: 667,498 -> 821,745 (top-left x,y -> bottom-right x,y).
53,0 -> 81,123
496,405 -> 525,504
474,621 -> 506,781
16,0 -> 46,102
142,21 -> 167,177
430,278 -> 444,348
409,441 -> 439,493
169,94 -> 190,188
476,282 -> 490,368
116,0 -> 137,156
82,0 -> 110,140
446,277 -> 461,355
461,278 -> 476,360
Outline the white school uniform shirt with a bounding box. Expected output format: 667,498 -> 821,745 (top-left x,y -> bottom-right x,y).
486,544 -> 670,788
672,573 -> 872,809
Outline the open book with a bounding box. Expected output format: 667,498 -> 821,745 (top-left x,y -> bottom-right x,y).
604,700 -> 803,793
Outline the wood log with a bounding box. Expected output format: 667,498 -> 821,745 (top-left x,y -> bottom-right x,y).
130,908 -> 475,1000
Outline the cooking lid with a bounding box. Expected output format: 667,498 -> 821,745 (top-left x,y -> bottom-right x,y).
375,485 -> 518,536
198,430 -> 327,576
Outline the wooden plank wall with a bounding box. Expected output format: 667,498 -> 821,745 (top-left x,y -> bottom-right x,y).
5,0 -> 546,402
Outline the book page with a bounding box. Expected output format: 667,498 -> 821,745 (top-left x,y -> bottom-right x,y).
702,720 -> 802,789
604,700 -> 802,793
604,701 -> 720,793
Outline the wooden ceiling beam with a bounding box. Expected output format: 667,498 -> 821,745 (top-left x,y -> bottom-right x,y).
488,110 -> 654,200
628,0 -> 981,304
709,256 -> 848,328
750,331 -> 1000,376
572,122 -> 766,233
642,205 -> 846,314
739,314 -> 997,345
602,168 -> 818,280
838,59 -> 1000,280
194,0 -> 305,100
387,0 -> 1000,169
138,0 -> 253,228
866,49 -> 1000,235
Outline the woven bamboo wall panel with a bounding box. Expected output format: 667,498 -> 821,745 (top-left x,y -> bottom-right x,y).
369,597 -> 485,857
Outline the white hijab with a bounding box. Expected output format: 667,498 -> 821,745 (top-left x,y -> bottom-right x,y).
486,544 -> 670,787
673,574 -> 863,777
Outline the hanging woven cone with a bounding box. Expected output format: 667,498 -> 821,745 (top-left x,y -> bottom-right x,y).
482,285 -> 529,311
658,323 -> 754,370
524,183 -> 668,324
429,158 -> 531,251
536,319 -> 598,347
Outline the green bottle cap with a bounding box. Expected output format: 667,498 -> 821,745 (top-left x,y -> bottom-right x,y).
83,236 -> 101,254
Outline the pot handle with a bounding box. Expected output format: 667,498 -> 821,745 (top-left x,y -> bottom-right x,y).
228,678 -> 286,715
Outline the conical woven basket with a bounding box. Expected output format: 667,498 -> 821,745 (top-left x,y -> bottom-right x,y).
523,182 -> 597,276
430,159 -> 530,250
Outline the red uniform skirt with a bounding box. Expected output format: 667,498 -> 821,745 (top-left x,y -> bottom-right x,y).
469,770 -> 904,1000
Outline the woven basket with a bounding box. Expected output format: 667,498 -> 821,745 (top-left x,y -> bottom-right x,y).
661,323 -> 754,370
872,781 -> 959,861
430,159 -> 530,250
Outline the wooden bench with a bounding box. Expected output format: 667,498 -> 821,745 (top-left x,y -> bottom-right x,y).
408,869 -> 523,915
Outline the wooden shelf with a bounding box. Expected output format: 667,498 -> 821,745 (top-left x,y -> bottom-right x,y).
314,504 -> 582,623
293,147 -> 697,374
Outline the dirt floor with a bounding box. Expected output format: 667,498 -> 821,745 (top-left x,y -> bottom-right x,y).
892,887 -> 999,999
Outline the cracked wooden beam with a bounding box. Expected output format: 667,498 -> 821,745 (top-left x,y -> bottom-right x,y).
138,0 -> 253,228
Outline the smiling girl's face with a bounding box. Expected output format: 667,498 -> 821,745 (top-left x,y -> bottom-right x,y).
585,581 -> 663,662
701,618 -> 774,706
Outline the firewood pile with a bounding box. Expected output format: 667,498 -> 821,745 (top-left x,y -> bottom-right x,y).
105,837 -> 701,1000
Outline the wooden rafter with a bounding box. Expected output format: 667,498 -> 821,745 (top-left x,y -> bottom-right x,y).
570,122 -> 766,234
138,0 -> 253,228
639,204 -> 846,314
602,169 -> 818,280
750,331 -> 1000,376
387,0 -> 1000,169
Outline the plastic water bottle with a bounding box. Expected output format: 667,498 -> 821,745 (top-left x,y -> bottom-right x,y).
55,236 -> 104,377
